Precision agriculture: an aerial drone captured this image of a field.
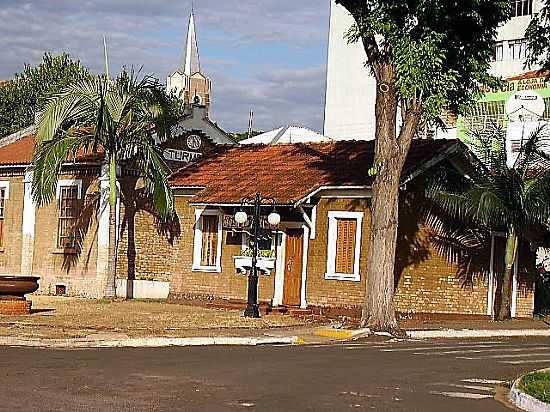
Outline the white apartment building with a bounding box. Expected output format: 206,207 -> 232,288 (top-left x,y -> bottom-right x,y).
323,0 -> 543,140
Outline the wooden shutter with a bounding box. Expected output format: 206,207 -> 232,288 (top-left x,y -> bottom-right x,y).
201,215 -> 219,267
335,218 -> 357,274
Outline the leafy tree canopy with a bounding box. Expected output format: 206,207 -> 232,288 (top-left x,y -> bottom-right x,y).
231,130 -> 263,142
526,0 -> 550,71
339,0 -> 510,118
0,53 -> 89,137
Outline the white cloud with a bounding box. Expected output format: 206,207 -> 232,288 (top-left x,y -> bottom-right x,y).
0,0 -> 330,132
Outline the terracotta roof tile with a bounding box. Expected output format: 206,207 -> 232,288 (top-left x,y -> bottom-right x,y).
507,70 -> 550,81
0,134 -> 103,166
0,135 -> 35,165
170,140 -> 459,205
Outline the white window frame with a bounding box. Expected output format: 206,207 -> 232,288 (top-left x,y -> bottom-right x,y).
493,43 -> 504,62
509,39 -> 528,61
192,209 -> 223,273
56,179 -> 82,200
0,181 -> 10,200
325,211 -> 363,282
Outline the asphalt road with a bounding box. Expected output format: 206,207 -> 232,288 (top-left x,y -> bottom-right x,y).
1,337 -> 549,411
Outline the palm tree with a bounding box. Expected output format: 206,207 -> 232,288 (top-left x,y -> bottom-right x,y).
429,123 -> 550,320
32,70 -> 178,298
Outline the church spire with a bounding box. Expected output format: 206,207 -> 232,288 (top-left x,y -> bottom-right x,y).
181,10 -> 201,76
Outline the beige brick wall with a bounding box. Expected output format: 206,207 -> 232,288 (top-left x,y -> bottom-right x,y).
33,174 -> 101,297
306,198 -> 370,308
0,174 -> 25,275
168,198 -> 275,303
307,197 -> 492,315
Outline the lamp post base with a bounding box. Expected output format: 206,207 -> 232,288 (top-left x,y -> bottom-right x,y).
244,304 -> 260,318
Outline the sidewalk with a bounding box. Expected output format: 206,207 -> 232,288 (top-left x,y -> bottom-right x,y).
0,296 -> 310,339
1,296 -> 549,348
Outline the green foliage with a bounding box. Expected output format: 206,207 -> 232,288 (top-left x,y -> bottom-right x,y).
428,125 -> 550,243
526,0 -> 550,71
231,130 -> 263,142
32,69 -> 179,219
520,372 -> 550,403
339,0 -> 511,119
0,53 -> 89,137
240,248 -> 275,258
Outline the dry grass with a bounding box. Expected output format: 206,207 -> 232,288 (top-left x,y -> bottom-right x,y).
0,296 -> 306,339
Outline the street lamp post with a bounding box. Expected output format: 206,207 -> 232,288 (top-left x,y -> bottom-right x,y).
234,193 -> 280,318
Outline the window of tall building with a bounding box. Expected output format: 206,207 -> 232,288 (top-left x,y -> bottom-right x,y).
509,39 -> 528,60
511,0 -> 533,17
493,43 -> 504,61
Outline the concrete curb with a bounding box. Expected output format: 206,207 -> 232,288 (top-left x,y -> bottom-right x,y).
407,329 -> 550,339
0,335 -> 300,349
510,372 -> 550,412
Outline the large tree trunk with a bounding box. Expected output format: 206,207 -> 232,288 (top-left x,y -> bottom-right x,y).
495,232 -> 518,321
361,64 -> 422,333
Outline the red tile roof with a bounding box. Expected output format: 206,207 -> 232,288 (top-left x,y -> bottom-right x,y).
507,70 -> 550,81
0,134 -> 103,166
170,140 -> 460,205
0,135 -> 35,165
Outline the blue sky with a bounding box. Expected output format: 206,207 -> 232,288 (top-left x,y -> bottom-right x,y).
0,1 -> 332,133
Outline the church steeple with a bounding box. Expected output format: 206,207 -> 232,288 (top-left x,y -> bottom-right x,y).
167,5 -> 212,115
181,11 -> 201,76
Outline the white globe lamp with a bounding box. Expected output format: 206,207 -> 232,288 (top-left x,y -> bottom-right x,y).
235,211 -> 248,225
268,211 -> 281,226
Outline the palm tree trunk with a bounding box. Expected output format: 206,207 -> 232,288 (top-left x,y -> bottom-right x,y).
495,231 -> 518,321
103,155 -> 118,298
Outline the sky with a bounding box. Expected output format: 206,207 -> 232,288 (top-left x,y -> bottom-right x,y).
0,1 -> 332,133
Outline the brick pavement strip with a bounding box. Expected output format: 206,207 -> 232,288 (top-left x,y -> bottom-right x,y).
0,296 -> 308,340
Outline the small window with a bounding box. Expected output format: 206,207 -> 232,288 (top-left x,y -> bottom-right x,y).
511,0 -> 533,17
0,188 -> 6,248
492,43 -> 504,62
57,185 -> 79,249
509,39 -> 528,60
193,210 -> 222,272
335,219 -> 357,275
326,211 -> 363,281
200,215 -> 219,267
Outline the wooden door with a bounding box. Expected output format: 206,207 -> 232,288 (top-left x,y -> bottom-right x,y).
283,229 -> 304,306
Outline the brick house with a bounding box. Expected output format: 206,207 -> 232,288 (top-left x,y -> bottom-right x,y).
151,139 -> 534,318
0,112 -> 235,299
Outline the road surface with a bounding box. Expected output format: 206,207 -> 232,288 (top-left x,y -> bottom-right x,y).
1,337 -> 549,411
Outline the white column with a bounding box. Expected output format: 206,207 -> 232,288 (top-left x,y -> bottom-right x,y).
96,163 -> 111,298
21,171 -> 36,275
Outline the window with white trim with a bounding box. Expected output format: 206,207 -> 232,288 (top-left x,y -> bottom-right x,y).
511,0 -> 533,17
492,43 -> 504,62
57,185 -> 79,249
509,39 -> 528,60
325,211 -> 363,281
193,210 -> 223,272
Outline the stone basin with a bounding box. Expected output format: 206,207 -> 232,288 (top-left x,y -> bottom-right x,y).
0,276 -> 40,298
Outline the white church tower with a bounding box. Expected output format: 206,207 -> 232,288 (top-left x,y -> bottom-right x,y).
167,9 -> 212,113
323,0 -> 543,141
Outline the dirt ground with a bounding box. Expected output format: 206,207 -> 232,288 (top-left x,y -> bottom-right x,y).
0,296 -> 307,339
